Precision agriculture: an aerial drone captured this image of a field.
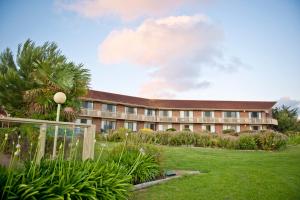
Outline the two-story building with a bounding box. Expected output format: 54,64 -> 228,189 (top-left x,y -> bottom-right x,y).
77,90 -> 278,134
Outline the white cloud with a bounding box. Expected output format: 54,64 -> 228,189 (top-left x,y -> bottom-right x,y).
59,0 -> 200,21
99,15 -> 244,98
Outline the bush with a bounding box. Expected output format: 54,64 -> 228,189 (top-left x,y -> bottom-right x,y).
217,135 -> 237,149
258,131 -> 288,150
107,128 -> 131,142
237,134 -> 257,150
1,159 -> 132,199
109,143 -> 162,184
288,133 -> 300,145
166,128 -> 176,131
222,129 -> 236,134
194,133 -> 212,147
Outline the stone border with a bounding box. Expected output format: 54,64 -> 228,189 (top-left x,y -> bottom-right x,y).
133,170 -> 201,191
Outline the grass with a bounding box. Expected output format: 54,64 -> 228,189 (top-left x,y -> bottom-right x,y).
130,145 -> 300,200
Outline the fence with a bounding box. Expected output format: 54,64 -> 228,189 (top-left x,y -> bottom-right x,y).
0,116 -> 95,163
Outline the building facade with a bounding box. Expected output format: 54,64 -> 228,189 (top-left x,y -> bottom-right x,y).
77,90 -> 278,134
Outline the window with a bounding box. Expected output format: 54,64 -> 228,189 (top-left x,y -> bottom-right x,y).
159,110 -> 172,117
204,111 -> 212,118
205,125 -> 211,132
184,111 -> 190,117
126,106 -> 136,114
80,119 -> 87,124
223,124 -> 240,132
82,101 -> 93,109
76,118 -> 91,124
251,126 -> 260,131
145,123 -> 156,130
101,120 -> 116,132
145,109 -> 155,116
158,124 -> 172,131
102,104 -> 116,112
180,124 -> 193,131
224,111 -> 237,118
125,121 -> 137,131
251,112 -> 259,118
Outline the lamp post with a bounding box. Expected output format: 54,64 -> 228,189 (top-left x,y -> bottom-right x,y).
52,92 -> 66,159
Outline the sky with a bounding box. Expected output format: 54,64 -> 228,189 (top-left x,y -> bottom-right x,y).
0,0 -> 300,111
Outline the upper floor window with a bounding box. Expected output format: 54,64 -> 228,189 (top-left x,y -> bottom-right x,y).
203,111 -> 214,118
159,110 -> 172,117
125,106 -> 137,114
250,112 -> 261,119
145,109 -> 155,116
180,111 -> 193,118
82,101 -> 93,109
223,111 -> 239,118
102,104 -> 116,112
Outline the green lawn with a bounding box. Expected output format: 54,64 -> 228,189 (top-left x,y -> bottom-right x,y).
130,145 -> 300,200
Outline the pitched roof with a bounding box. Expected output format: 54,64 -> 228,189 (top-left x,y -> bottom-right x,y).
84,90 -> 276,110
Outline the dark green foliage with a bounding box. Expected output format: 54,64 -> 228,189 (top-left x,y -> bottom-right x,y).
1,159 -> 132,199
273,105 -> 300,133
110,143 -> 162,184
166,128 -> 176,131
238,134 -> 257,150
222,129 -> 236,134
106,130 -> 288,151
0,39 -> 90,121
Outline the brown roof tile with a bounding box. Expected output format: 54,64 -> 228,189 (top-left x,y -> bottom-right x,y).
84,90 -> 276,110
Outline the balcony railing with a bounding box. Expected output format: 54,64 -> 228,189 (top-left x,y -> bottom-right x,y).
80,109 -> 278,125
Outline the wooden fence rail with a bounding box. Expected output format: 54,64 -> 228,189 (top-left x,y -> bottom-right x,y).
0,117 -> 95,162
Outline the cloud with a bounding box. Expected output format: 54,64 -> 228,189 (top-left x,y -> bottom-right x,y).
99,15 -> 245,98
59,0 -> 200,21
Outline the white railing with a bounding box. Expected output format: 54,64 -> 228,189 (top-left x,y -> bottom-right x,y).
80,109 -> 278,125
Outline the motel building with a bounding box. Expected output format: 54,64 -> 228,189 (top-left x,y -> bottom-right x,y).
77,90 -> 278,134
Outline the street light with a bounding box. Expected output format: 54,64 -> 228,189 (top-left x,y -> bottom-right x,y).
52,92 -> 66,159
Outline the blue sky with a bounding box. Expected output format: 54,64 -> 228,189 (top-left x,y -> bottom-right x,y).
0,0 -> 299,108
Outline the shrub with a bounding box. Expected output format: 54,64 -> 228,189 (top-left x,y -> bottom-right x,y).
258,131 -> 288,150
222,129 -> 236,134
109,143 -> 162,184
1,159 -> 132,199
217,135 -> 237,149
107,128 -> 131,142
166,128 -> 176,131
288,133 -> 300,145
237,134 -> 257,150
194,133 -> 212,147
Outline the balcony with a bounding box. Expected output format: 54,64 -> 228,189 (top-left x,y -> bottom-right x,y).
80,109 -> 278,125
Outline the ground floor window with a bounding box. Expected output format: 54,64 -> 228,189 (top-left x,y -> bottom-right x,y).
158,124 -> 172,131
250,125 -> 261,131
180,124 -> 193,131
223,124 -> 240,132
202,124 -> 215,133
144,123 -> 156,130
101,120 -> 116,132
125,121 -> 137,131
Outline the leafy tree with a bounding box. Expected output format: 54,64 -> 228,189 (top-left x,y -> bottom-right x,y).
0,39 -> 90,121
272,105 -> 299,133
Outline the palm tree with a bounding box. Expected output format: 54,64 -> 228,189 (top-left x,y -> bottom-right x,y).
0,39 -> 90,121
